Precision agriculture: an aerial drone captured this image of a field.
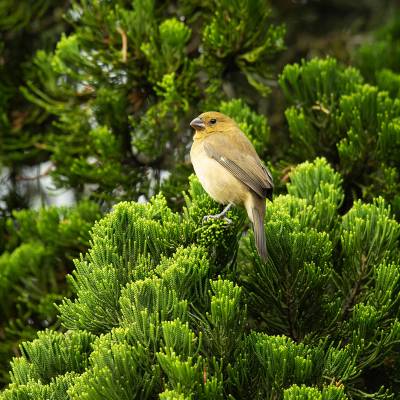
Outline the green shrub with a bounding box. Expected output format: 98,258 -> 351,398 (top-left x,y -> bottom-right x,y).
280,57 -> 400,215
2,159 -> 399,399
6,0 -> 283,206
0,201 -> 100,386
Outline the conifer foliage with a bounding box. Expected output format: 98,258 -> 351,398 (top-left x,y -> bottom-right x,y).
0,201 -> 100,386
2,1 -> 400,399
2,159 -> 399,399
13,0 -> 284,205
280,57 -> 400,215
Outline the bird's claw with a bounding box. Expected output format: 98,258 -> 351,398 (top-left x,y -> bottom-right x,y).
202,215 -> 232,225
202,215 -> 214,223
202,204 -> 234,225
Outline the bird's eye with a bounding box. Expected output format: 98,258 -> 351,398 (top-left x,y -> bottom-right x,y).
209,118 -> 217,125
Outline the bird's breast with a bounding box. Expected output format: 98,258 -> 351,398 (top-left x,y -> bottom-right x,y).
190,141 -> 248,205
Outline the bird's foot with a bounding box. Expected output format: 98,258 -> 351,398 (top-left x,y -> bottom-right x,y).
223,216 -> 232,224
202,203 -> 234,224
202,214 -> 232,224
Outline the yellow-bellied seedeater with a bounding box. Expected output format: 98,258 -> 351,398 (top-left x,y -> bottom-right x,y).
190,111 -> 273,261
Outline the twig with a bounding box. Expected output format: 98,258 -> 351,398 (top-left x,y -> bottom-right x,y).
117,27 -> 128,63
341,254 -> 368,318
311,101 -> 330,114
281,165 -> 294,183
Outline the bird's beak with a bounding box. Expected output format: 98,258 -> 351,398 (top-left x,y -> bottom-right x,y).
190,117 -> 205,131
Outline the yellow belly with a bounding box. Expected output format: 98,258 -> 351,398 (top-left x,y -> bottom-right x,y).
190,143 -> 247,205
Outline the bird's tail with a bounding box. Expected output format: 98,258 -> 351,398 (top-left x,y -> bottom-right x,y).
252,206 -> 267,261
247,197 -> 267,261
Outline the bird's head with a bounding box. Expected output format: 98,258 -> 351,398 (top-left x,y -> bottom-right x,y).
190,111 -> 236,138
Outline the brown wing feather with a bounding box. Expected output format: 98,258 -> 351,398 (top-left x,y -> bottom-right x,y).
203,130 -> 273,198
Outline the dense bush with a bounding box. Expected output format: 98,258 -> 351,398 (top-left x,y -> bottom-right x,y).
0,0 -> 282,385
2,0 -> 284,206
0,1 -> 69,211
1,0 -> 400,398
279,57 -> 400,215
0,201 -> 100,385
2,159 -> 399,399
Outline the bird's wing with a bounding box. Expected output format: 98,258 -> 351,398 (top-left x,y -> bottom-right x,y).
203,132 -> 273,198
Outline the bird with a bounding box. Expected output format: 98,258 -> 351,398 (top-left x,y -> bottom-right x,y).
189,111 -> 273,261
